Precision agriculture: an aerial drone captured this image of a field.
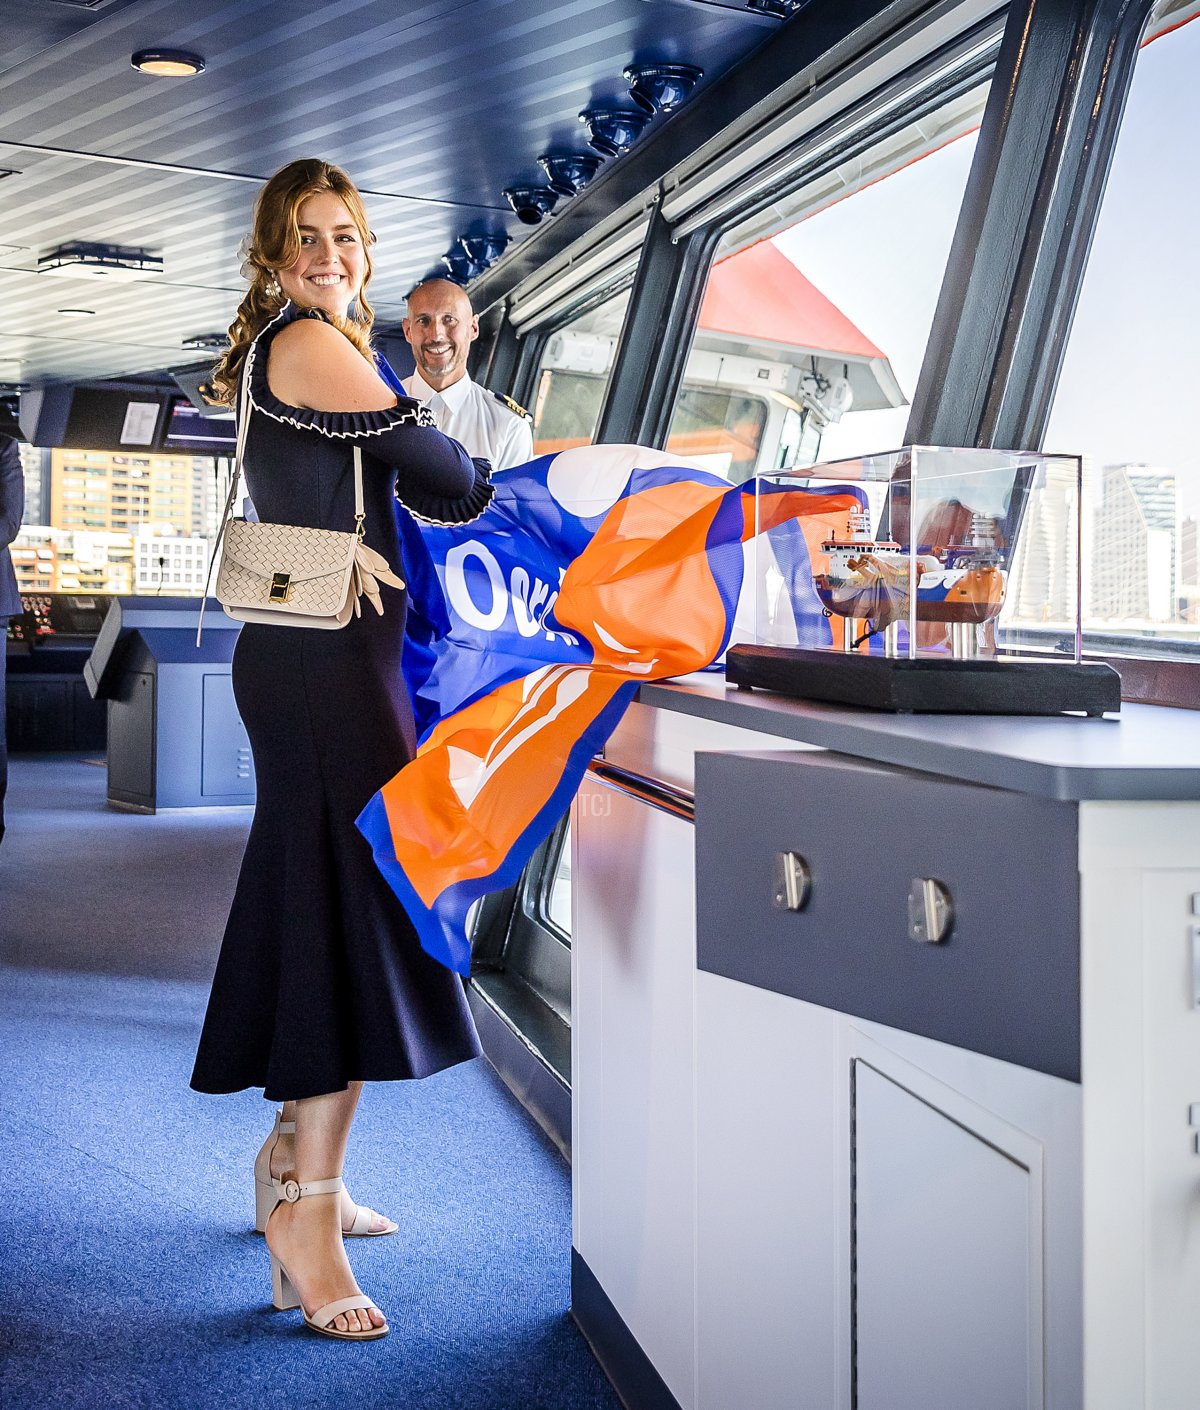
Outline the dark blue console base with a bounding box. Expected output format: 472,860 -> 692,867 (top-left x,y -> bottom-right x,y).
571,1249 -> 682,1410
726,644 -> 1121,717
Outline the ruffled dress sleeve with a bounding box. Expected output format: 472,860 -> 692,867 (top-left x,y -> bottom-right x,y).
245,303 -> 494,525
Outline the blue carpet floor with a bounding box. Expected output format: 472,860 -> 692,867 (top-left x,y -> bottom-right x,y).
0,758 -> 617,1410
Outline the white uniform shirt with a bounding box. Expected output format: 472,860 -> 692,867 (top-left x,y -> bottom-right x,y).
402,368 -> 534,470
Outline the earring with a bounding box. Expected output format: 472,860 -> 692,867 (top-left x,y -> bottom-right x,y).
265,275 -> 282,299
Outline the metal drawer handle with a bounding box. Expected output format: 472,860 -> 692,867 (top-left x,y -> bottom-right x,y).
909,878 -> 954,944
773,852 -> 812,912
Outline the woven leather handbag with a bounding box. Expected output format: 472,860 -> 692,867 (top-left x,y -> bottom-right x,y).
197,354 -> 404,644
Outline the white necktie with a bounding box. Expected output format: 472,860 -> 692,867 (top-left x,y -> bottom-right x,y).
426,391 -> 447,427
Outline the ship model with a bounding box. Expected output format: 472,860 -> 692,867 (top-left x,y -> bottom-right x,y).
813,509 -> 1007,646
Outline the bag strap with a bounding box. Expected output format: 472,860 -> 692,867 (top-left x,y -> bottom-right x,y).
197,338 -> 365,645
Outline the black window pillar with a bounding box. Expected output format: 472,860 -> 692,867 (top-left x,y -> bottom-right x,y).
594,203 -> 719,448
908,0 -> 1155,451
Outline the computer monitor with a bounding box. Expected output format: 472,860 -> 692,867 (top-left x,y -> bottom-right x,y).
159,395 -> 238,457
58,387 -> 170,451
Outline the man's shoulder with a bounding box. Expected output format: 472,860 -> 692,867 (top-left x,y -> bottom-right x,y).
485,389 -> 532,423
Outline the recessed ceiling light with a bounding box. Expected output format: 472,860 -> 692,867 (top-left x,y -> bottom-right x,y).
58,308 -> 97,318
131,49 -> 206,77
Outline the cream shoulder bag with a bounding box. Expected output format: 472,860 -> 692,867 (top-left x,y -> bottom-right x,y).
197,357 -> 404,645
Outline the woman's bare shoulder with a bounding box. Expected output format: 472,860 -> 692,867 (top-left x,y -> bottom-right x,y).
267,317 -> 396,413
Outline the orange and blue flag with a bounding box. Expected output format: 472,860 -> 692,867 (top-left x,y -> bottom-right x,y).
356,445 -> 859,974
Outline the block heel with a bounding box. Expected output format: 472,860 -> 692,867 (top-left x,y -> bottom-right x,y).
264,1176 -> 389,1342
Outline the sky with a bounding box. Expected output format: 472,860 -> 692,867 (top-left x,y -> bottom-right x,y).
772,13 -> 1199,516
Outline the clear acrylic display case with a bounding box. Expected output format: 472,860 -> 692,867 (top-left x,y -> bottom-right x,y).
746,445 -> 1084,661
729,446 -> 1120,714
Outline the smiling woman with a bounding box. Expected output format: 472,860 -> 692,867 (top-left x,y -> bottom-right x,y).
209,159 -> 379,407
191,156 -> 495,1344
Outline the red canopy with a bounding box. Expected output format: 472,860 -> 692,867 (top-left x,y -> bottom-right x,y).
698,239 -> 885,360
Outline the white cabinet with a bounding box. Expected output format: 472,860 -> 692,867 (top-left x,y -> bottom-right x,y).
571,701 -> 1200,1410
572,772 -> 699,1410
691,975 -> 1080,1410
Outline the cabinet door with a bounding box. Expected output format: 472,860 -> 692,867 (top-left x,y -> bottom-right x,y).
853,1059 -> 1042,1410
200,672 -> 255,800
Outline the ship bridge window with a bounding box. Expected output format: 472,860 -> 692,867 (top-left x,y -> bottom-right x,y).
530,287 -> 632,456
666,78 -> 991,476
31,446 -> 220,595
1042,0 -> 1200,664
669,386 -> 770,483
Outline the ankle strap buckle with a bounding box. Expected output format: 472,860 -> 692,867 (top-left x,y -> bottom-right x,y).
281,1179 -> 302,1204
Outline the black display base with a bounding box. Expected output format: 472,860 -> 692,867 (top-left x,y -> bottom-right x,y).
725,644 -> 1121,716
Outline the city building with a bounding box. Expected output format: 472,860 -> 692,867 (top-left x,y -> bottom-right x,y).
30,446 -> 223,594
16,442 -> 51,526
133,528 -> 211,595
1004,458 -> 1080,628
7,527 -> 57,595
1088,463 -> 1178,624
50,447 -> 199,537
190,455 -> 225,544
9,526 -> 133,595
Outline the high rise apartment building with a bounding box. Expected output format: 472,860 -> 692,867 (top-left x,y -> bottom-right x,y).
1004,459 -> 1080,627
1088,463 -> 1178,623
18,443 -> 50,525
50,448 -> 199,536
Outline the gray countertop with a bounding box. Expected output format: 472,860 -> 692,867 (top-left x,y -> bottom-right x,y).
637,674 -> 1200,802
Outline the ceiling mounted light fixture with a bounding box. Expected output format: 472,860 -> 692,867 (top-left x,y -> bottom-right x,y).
131,49 -> 206,77
745,0 -> 810,15
441,248 -> 482,285
181,332 -> 228,352
537,152 -> 604,197
502,186 -> 558,225
578,106 -> 651,158
57,308 -> 97,318
460,233 -> 509,267
38,241 -> 164,281
624,62 -> 704,114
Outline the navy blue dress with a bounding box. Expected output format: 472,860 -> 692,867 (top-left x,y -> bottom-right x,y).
191,303 -> 492,1101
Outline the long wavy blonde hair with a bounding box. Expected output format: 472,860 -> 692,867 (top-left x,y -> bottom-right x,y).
210,159 -> 377,405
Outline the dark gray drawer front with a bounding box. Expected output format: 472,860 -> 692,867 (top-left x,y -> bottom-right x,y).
695,750 -> 1080,1082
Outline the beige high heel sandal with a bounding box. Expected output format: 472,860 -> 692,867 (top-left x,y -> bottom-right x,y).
254,1110 -> 399,1237
266,1177 -> 389,1341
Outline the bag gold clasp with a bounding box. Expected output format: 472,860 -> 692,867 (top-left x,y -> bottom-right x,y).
268,572 -> 292,603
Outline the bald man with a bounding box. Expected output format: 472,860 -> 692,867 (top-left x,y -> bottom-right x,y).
401,279 -> 534,470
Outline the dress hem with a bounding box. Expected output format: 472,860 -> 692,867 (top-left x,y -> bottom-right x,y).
190,1048 -> 482,1103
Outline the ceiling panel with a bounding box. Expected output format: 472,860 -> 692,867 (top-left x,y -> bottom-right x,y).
0,0 -> 779,389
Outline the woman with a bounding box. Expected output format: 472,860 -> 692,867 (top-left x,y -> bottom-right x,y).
191,159 -> 493,1341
